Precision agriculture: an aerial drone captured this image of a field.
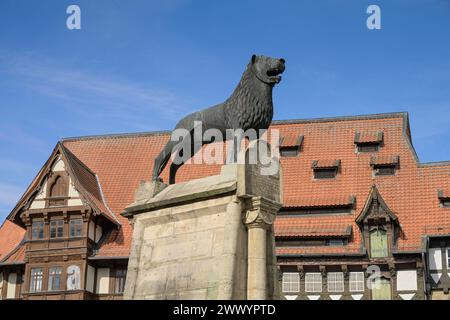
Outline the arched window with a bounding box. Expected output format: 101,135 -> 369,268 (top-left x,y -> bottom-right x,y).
370,228 -> 388,258
48,175 -> 67,206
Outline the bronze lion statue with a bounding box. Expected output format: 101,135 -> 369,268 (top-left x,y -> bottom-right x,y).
152,54 -> 285,184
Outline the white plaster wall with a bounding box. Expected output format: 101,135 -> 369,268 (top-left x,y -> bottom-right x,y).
86,265 -> 95,293
6,273 -> 16,299
95,225 -> 103,243
396,270 -> 417,291
96,268 -> 110,294
68,177 -> 80,198
35,180 -> 47,200
30,199 -> 46,210
52,158 -> 65,171
429,248 -> 442,270
88,221 -> 95,240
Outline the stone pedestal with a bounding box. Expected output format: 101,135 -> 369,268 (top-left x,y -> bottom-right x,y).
122,161 -> 281,300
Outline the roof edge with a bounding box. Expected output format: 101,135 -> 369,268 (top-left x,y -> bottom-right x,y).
272,112 -> 408,125
61,130 -> 171,142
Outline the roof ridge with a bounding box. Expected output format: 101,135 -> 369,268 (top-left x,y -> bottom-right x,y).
272,112 -> 408,125
61,130 -> 171,142
59,112 -> 408,143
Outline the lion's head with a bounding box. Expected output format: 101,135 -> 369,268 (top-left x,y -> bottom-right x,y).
250,54 -> 285,85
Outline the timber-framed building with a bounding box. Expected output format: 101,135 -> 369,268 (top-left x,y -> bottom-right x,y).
0,112 -> 449,300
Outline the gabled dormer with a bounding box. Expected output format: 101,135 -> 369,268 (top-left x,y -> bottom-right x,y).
356,185 -> 400,259
7,142 -> 120,244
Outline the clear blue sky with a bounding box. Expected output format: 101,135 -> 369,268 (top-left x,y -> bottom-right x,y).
1,0 -> 450,221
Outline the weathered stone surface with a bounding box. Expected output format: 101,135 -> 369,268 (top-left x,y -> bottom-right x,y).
123,161 -> 282,300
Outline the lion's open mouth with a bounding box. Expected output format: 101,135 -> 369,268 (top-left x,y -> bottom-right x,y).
266,68 -> 283,83
266,68 -> 282,77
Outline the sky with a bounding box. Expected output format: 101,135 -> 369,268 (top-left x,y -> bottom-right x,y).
0,0 -> 450,221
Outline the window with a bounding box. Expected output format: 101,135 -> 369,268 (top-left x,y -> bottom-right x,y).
327,272 -> 344,292
371,278 -> 391,300
447,248 -> 450,269
115,269 -> 127,294
282,272 -> 300,293
357,143 -> 379,153
69,219 -> 83,237
30,268 -> 43,293
305,273 -> 322,293
442,199 -> 450,208
280,147 -> 299,157
31,221 -> 44,240
374,165 -> 396,176
50,220 -> 64,239
328,239 -> 345,246
0,272 -> 3,300
48,176 -> 67,206
66,265 -> 81,290
370,229 -> 388,258
349,272 -> 365,292
314,168 -> 337,179
48,267 -> 62,291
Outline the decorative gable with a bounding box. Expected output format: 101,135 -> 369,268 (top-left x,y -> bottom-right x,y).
356,185 -> 401,258
356,185 -> 399,225
8,143 -> 120,227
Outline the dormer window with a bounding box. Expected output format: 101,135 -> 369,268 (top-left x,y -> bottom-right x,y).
355,131 -> 383,153
312,160 -> 340,179
279,135 -> 303,157
438,190 -> 450,208
371,155 -> 399,177
369,228 -> 388,258
356,186 -> 400,260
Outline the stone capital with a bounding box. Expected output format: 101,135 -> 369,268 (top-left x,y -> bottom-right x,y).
243,197 -> 281,228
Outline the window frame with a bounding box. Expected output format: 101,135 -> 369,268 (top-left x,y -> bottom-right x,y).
48,267 -> 63,291
373,165 -> 396,176
115,268 -> 127,294
281,272 -> 300,293
356,143 -> 380,153
280,147 -> 299,157
50,220 -> 64,239
447,248 -> 450,269
327,272 -> 344,293
31,221 -> 45,240
69,219 -> 83,238
305,272 -> 322,293
29,268 -> 44,293
369,228 -> 389,258
313,168 -> 338,179
349,272 -> 365,292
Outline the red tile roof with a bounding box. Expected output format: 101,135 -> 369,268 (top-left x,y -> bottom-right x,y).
0,220 -> 25,263
1,244 -> 26,264
312,159 -> 341,169
355,131 -> 384,144
275,218 -> 351,238
280,134 -> 303,147
283,195 -> 355,208
370,155 -> 400,166
2,112 -> 450,259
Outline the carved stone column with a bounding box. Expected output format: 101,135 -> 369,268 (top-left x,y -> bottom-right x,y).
243,196 -> 280,300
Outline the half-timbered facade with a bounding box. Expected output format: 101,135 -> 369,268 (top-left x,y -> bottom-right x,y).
1,112 -> 449,300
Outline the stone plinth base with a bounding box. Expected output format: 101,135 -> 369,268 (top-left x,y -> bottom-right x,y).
122,163 -> 281,300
